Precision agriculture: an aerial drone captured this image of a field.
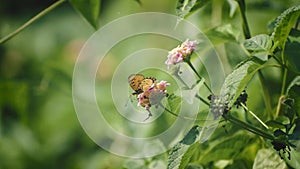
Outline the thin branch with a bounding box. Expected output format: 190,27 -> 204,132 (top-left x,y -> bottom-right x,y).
0,0 -> 66,44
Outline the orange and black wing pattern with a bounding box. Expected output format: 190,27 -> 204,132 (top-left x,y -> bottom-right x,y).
128,74 -> 156,95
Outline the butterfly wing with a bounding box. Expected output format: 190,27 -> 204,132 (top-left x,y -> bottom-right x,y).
128,74 -> 145,94
140,78 -> 156,91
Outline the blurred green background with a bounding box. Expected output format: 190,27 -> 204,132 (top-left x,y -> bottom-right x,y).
0,0 -> 299,168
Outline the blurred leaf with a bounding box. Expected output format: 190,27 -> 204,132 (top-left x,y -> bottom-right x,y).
267,18 -> 277,34
225,159 -> 249,169
272,5 -> 300,49
133,0 -> 142,5
289,118 -> 300,140
199,132 -> 253,164
287,76 -> 300,116
226,0 -> 238,17
220,58 -> 265,106
167,125 -> 201,169
189,0 -> 210,14
243,34 -> 273,61
286,147 -> 300,169
167,94 -> 182,114
266,108 -> 295,130
205,24 -> 240,45
276,116 -> 290,125
285,29 -> 300,73
176,0 -> 209,18
253,149 -> 288,169
176,0 -> 197,18
149,160 -> 167,169
123,159 -> 147,169
176,79 -> 203,104
186,164 -> 204,169
266,120 -> 286,129
69,0 -> 101,29
0,81 -> 29,124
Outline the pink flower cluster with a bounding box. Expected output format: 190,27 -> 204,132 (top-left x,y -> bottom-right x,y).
165,39 -> 199,68
137,80 -> 170,113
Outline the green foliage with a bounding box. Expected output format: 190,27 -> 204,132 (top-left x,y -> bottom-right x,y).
167,94 -> 182,114
287,76 -> 300,116
272,5 -> 300,50
1,0 -> 300,169
197,132 -> 254,165
252,149 -> 288,169
220,58 -> 265,106
176,0 -> 210,18
69,0 -> 101,29
205,24 -> 240,45
285,29 -> 300,73
168,126 -> 201,169
243,34 -> 273,61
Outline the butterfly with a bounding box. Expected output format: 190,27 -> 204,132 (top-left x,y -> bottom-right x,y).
128,74 -> 156,95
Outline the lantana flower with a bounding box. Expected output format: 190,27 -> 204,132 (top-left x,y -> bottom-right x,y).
137,80 -> 170,120
165,39 -> 199,68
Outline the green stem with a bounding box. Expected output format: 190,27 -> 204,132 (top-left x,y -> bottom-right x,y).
241,103 -> 269,129
0,0 -> 66,44
185,59 -> 213,93
238,0 -> 273,117
223,114 -> 274,140
173,69 -> 210,106
195,94 -> 210,106
237,0 -> 251,39
281,67 -> 288,95
159,103 -> 211,121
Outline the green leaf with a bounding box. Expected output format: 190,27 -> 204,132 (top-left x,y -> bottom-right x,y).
253,149 -> 288,169
220,58 -> 265,106
167,126 -> 201,169
198,132 -> 253,164
167,94 -> 182,114
243,34 -> 273,61
176,0 -> 209,18
289,118 -> 300,140
286,147 -> 300,169
0,81 -> 29,124
123,159 -> 147,169
285,29 -> 300,73
186,164 -> 204,169
266,116 -> 290,129
286,76 -> 300,116
178,143 -> 200,169
272,5 -> 300,49
205,24 -> 240,45
266,120 -> 286,129
69,0 -> 101,29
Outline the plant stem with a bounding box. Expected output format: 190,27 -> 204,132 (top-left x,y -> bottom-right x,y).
281,67 -> 288,95
241,103 -> 269,129
223,113 -> 274,140
0,0 -> 66,44
173,69 -> 210,106
238,0 -> 273,117
185,60 -> 213,93
159,103 -> 215,122
237,0 -> 251,39
195,94 -> 210,106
